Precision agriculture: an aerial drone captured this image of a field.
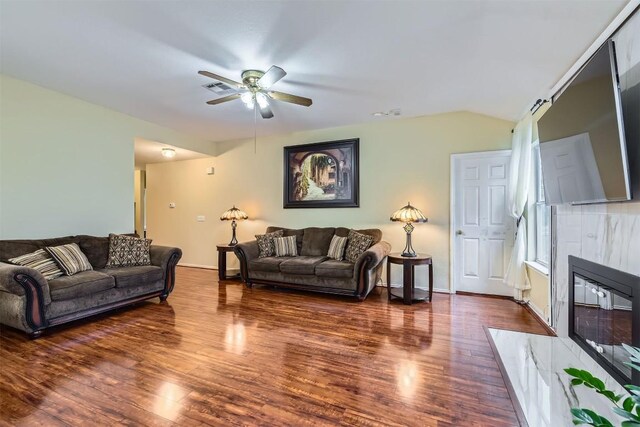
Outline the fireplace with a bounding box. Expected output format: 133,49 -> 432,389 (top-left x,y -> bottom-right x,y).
569,256 -> 640,386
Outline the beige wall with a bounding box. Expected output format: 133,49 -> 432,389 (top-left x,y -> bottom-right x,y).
526,265 -> 550,323
147,112 -> 513,291
133,170 -> 146,236
0,74 -> 215,239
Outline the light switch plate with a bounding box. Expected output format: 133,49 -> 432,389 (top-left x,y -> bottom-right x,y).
196,215 -> 206,222
169,202 -> 176,208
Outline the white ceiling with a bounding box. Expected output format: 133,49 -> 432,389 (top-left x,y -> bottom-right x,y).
0,0 -> 628,142
134,138 -> 210,170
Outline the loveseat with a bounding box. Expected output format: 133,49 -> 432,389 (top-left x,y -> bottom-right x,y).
234,227 -> 391,300
0,235 -> 181,338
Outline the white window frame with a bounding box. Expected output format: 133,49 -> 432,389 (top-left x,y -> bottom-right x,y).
527,142 -> 551,270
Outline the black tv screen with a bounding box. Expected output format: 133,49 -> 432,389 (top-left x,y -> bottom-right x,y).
538,40 -> 630,205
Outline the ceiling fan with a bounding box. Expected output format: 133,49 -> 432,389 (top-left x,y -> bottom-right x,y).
199,66 -> 312,119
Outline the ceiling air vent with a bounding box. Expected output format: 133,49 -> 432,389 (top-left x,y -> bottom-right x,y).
202,81 -> 236,95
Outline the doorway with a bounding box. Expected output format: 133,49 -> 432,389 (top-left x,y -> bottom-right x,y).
451,150 -> 515,296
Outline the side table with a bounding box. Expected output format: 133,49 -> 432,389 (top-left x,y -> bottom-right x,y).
386,253 -> 433,304
216,244 -> 240,281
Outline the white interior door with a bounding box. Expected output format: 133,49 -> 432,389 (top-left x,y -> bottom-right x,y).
452,150 -> 515,296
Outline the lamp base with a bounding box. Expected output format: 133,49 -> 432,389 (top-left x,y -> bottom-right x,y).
229,220 -> 238,246
401,223 -> 417,257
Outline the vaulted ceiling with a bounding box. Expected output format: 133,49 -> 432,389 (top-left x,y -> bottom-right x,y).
0,0 -> 628,142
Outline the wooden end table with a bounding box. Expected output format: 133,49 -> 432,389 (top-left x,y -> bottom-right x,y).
216,244 -> 240,281
386,253 -> 433,304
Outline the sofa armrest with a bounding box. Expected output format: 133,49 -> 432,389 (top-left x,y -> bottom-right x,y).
149,246 -> 182,299
0,262 -> 50,333
354,241 -> 392,298
234,241 -> 259,284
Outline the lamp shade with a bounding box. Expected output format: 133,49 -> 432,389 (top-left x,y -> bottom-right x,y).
220,206 -> 248,221
390,202 -> 428,223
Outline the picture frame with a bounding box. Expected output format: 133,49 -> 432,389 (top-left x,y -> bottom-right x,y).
283,138 -> 359,208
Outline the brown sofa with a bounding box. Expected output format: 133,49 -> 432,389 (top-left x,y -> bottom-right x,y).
234,227 -> 391,300
0,235 -> 181,338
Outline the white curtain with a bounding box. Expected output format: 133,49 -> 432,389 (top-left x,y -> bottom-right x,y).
505,113 -> 534,302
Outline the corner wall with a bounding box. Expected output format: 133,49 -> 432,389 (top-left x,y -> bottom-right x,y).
146,111 -> 513,291
0,75 -> 215,239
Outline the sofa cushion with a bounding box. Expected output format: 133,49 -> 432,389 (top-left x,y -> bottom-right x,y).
77,235 -> 110,269
335,228 -> 382,245
256,230 -> 284,258
48,271 -> 115,301
279,256 -> 328,275
99,265 -> 163,288
344,230 -> 374,263
106,234 -> 152,268
0,236 -> 79,262
266,227 -> 304,254
274,236 -> 298,257
8,249 -> 64,280
315,260 -> 354,279
45,243 -> 93,276
301,228 -> 336,256
249,257 -> 286,273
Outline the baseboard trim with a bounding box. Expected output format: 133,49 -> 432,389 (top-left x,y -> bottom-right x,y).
523,303 -> 556,337
455,291 -> 513,300
178,263 -> 216,270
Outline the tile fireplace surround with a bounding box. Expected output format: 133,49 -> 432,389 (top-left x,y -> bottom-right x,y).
552,203 -> 640,338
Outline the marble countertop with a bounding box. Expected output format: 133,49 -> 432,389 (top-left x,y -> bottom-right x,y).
488,328 -> 629,427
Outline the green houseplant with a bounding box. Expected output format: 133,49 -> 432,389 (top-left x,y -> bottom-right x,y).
565,344 -> 640,426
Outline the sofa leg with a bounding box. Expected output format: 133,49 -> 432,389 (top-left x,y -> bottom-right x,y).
29,330 -> 43,339
246,281 -> 253,289
159,294 -> 168,302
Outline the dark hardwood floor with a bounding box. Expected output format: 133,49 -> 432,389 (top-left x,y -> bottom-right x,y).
0,266 -> 548,426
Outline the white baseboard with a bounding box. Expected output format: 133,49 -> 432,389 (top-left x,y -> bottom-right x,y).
178,263 -> 216,270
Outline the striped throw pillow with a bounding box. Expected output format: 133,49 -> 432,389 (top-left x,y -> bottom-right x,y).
274,235 -> 298,257
256,230 -> 284,258
326,235 -> 348,261
8,249 -> 64,280
45,243 -> 93,276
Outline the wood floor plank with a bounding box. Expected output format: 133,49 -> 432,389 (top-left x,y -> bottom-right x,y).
1,266 -> 548,425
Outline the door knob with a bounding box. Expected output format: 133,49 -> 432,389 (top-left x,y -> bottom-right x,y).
456,230 -> 464,235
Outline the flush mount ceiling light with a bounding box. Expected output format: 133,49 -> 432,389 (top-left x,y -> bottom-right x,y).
161,148 -> 176,158
199,66 -> 313,119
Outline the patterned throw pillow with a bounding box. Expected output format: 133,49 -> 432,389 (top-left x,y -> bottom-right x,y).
344,230 -> 374,263
274,236 -> 298,257
9,249 -> 64,280
327,235 -> 348,261
105,234 -> 152,268
45,243 -> 93,276
255,230 -> 284,258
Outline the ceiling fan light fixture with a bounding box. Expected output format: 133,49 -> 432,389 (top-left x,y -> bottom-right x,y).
240,92 -> 254,109
255,92 -> 269,109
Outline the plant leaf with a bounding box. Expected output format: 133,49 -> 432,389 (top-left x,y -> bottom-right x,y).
572,408 -> 595,424
624,397 -> 636,412
572,378 -> 585,386
614,407 -> 640,422
621,421 -> 640,427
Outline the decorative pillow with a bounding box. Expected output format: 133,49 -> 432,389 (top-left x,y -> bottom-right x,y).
344,230 -> 374,263
8,249 -> 64,280
45,243 -> 93,276
105,234 -> 152,268
327,235 -> 348,261
255,230 -> 284,258
274,235 -> 298,257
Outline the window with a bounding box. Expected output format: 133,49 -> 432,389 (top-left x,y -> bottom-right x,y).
531,144 -> 551,267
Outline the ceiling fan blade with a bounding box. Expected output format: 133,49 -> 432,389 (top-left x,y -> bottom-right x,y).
269,91 -> 313,107
198,70 -> 244,88
258,66 -> 286,89
206,94 -> 241,105
259,103 -> 274,119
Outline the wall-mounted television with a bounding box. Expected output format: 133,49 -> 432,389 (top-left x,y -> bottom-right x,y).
538,40 -> 630,205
